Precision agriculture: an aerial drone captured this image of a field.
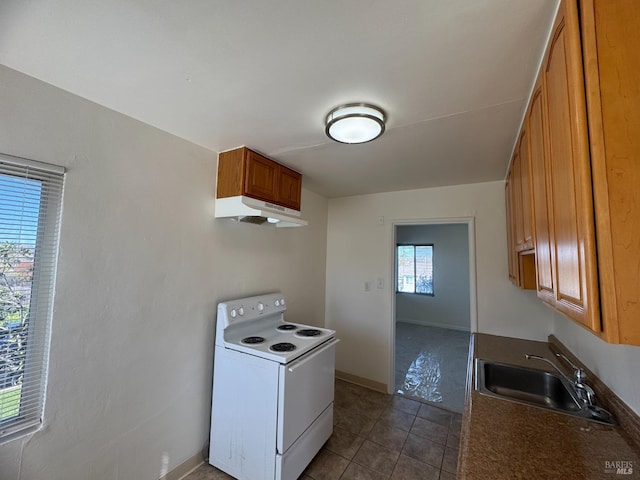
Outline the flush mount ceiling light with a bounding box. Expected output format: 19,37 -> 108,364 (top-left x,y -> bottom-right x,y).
325,103 -> 386,144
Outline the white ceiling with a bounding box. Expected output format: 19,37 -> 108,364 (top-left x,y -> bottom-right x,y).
0,0 -> 558,198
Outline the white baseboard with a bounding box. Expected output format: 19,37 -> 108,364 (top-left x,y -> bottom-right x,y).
160,452 -> 203,480
396,317 -> 470,332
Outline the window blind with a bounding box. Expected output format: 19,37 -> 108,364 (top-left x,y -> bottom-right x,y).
0,153 -> 64,442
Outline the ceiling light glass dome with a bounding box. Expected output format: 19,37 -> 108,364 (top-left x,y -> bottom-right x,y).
325,103 -> 386,144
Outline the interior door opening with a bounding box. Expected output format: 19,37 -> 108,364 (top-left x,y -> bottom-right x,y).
391,220 -> 476,414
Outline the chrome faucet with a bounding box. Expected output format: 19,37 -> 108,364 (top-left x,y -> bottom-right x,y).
555,352 -> 586,382
525,353 -> 596,407
555,352 -> 595,406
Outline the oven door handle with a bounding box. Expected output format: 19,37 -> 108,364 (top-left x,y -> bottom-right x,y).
287,338 -> 340,373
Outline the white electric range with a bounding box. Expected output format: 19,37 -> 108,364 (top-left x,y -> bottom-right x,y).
209,292 -> 338,480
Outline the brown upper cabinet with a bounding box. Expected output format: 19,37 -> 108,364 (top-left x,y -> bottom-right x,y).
541,0 -> 600,333
514,131 -> 534,252
505,148 -> 536,290
505,171 -> 518,285
217,147 -> 302,211
507,0 -> 640,345
527,78 -> 555,307
581,0 -> 640,344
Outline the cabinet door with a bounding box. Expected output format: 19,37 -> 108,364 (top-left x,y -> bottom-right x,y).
511,137 -> 533,252
528,82 -> 555,304
543,0 -> 600,331
244,150 -> 279,202
581,0 -> 640,344
518,131 -> 534,251
512,151 -> 525,250
505,173 -> 518,285
278,166 -> 302,210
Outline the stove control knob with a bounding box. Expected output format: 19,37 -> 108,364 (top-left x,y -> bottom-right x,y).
258,302 -> 265,312
238,307 -> 245,316
230,309 -> 237,318
280,298 -> 285,306
274,299 -> 280,307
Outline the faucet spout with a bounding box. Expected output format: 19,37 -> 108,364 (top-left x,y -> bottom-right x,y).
524,354 -> 574,384
524,353 -> 596,407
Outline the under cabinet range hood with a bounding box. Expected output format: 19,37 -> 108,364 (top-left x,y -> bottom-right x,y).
214,196 -> 308,228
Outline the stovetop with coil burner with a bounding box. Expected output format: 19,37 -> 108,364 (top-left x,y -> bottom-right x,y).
216,293 -> 335,364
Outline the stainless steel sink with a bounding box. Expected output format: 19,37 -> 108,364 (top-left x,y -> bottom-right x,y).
475,359 -> 616,424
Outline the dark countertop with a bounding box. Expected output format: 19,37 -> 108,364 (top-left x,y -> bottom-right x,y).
458,333 -> 640,479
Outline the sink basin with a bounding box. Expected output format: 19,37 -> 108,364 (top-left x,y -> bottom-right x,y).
475,359 -> 616,424
475,359 -> 581,411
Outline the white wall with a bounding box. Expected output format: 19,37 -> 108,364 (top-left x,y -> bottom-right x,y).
325,182 -> 554,388
553,315 -> 640,415
0,65 -> 328,480
395,224 -> 470,331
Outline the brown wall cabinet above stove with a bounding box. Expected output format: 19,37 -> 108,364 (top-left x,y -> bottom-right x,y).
217,147 -> 302,211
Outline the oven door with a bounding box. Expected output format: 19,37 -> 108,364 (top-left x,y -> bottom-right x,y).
277,338 -> 338,454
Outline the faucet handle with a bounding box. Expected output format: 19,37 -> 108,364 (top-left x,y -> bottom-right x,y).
555,352 -> 587,382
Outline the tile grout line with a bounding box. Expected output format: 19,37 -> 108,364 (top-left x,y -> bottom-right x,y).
311,383 -> 463,480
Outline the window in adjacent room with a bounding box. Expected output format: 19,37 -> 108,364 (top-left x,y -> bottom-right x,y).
396,244 -> 434,295
0,154 -> 64,442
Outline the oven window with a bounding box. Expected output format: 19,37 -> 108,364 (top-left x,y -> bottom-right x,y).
396,244 -> 434,295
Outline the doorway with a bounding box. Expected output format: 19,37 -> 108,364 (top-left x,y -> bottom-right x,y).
390,219 -> 477,413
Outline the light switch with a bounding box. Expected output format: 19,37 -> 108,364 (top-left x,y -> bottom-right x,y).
364,281 -> 371,292
377,278 -> 384,289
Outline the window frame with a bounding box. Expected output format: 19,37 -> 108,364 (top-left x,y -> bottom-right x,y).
395,243 -> 434,296
0,153 -> 64,443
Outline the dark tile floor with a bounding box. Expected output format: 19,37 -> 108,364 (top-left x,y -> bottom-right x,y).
188,379 -> 461,480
